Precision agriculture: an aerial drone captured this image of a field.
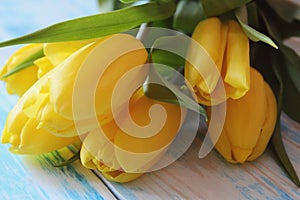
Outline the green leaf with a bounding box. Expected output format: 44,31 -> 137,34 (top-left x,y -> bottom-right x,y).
97,0 -> 115,12
151,50 -> 185,70
143,65 -> 207,119
256,2 -> 300,186
235,9 -> 278,49
0,2 -> 175,47
53,151 -> 80,167
120,0 -> 138,3
258,3 -> 300,98
246,2 -> 260,30
280,44 -> 300,93
258,1 -> 300,40
151,35 -> 190,72
265,0 -> 300,23
157,0 -> 174,4
146,34 -> 206,118
173,0 -> 206,34
2,48 -> 44,78
271,48 -> 300,187
278,49 -> 300,122
282,68 -> 300,123
271,122 -> 300,186
201,0 -> 252,17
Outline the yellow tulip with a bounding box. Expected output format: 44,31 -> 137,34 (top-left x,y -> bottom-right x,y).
1,104 -> 79,154
208,67 -> 277,163
35,40 -> 93,78
0,40 -> 94,96
185,17 -> 250,105
80,88 -> 186,182
0,44 -> 42,96
1,34 -> 149,155
33,34 -> 148,137
80,121 -> 142,183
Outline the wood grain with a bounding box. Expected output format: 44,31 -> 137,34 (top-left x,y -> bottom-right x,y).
0,1 -> 299,199
0,82 -> 116,200
97,113 -> 300,200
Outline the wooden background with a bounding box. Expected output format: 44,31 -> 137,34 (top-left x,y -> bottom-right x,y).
0,1 -> 299,199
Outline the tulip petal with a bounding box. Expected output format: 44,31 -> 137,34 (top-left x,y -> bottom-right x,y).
0,44 -> 42,96
248,82 -> 277,160
214,128 -> 236,163
223,20 -> 250,99
192,17 -> 223,71
44,40 -> 94,66
23,93 -> 49,118
49,42 -> 97,120
92,35 -> 149,122
207,106 -> 237,163
212,68 -> 270,163
2,105 -> 79,154
225,68 -> 266,150
34,57 -> 55,78
101,171 -> 142,183
231,146 -> 252,163
1,103 -> 27,146
43,35 -> 148,136
80,121 -> 121,171
0,44 -> 42,76
80,146 -> 97,169
114,89 -> 186,173
185,17 -> 226,97
14,118 -> 79,154
4,66 -> 38,96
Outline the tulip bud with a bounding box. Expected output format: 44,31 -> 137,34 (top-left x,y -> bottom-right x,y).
1,104 -> 79,154
33,34 -> 149,137
0,40 -> 94,96
208,67 -> 277,163
1,34 -> 149,155
35,40 -> 93,78
223,20 -> 250,100
0,44 -> 42,96
185,17 -> 250,105
80,121 -> 143,183
80,88 -> 186,182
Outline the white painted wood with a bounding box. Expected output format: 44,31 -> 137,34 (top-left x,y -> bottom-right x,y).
99,113 -> 300,200
0,1 -> 300,200
0,82 -> 116,200
0,2 -> 115,199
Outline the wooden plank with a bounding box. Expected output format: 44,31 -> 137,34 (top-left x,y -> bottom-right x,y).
0,2 -> 117,198
0,149 -> 116,200
1,1 -> 300,199
98,113 -> 300,200
0,82 -> 116,199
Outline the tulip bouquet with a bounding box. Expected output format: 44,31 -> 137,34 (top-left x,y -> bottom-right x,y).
0,0 -> 299,186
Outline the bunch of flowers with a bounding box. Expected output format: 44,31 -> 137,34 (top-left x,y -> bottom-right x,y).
0,0 -> 299,186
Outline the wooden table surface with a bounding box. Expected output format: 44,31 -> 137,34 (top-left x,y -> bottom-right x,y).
0,1 -> 299,199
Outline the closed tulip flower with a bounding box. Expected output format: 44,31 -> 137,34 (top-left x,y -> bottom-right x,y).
0,40 -> 93,96
0,41 -> 92,154
36,40 -> 94,78
34,34 -> 148,137
1,34 -> 149,155
1,103 -> 79,154
185,17 -> 250,105
80,88 -> 186,182
80,122 -> 142,183
0,44 -> 42,96
208,68 -> 277,163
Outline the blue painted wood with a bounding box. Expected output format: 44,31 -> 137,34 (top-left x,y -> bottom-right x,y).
0,2 -> 116,199
0,82 -> 116,199
1,1 -> 300,200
